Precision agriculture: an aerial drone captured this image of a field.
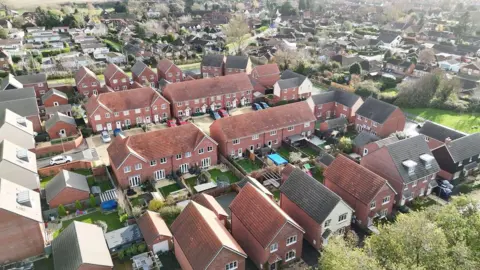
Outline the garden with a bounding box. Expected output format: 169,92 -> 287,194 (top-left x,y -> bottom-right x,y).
235,158 -> 264,173
404,108 -> 480,134
185,168 -> 240,192
158,183 -> 182,198
40,168 -> 94,189
53,210 -> 123,238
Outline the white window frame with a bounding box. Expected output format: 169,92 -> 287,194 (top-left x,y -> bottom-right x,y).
135,108 -> 141,114
94,115 -> 101,121
161,104 -> 166,109
176,154 -> 182,160
287,126 -> 294,131
370,201 -> 376,209
304,122 -> 310,128
270,130 -> 277,136
135,163 -> 142,170
338,213 -> 348,223
270,242 -> 278,253
160,157 -> 167,164
233,139 -> 240,145
185,152 -> 191,158
207,146 -> 213,152
114,112 -> 119,117
324,219 -> 331,227
412,180 -> 418,187
286,235 -> 297,246
105,113 -> 110,118
382,196 -> 390,205
252,134 -> 259,140
225,261 -> 238,270
198,148 -> 204,154
124,111 -> 129,116
150,160 -> 157,166
124,166 -> 131,173
285,250 -> 296,262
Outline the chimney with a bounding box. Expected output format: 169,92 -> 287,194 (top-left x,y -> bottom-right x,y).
445,137 -> 452,146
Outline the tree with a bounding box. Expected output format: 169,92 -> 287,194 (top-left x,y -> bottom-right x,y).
0,28 -> 8,39
158,206 -> 182,226
132,206 -> 142,217
299,0 -> 306,10
75,200 -> 83,210
58,204 -> 67,217
135,23 -> 147,39
321,236 -> 383,270
349,62 -> 362,75
235,3 -> 245,11
89,194 -> 96,208
289,152 -> 303,163
12,17 -> 25,29
279,1 -> 297,16
114,2 -> 127,13
342,21 -> 353,31
169,0 -> 185,13
185,0 -> 194,12
222,15 -> 250,55
63,14 -> 85,28
338,137 -> 352,153
419,49 -> 436,64
274,49 -> 300,70
155,4 -> 170,18
148,199 -> 164,211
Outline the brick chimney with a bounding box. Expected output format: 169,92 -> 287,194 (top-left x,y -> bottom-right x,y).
445,137 -> 452,146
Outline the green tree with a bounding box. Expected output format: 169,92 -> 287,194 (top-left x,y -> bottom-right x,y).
338,137 -> 352,153
0,28 -> 8,39
321,236 -> 383,270
349,62 -> 362,75
63,14 -> 85,28
298,0 -> 306,10
342,21 -> 353,31
114,2 -> 127,13
279,1 -> 297,16
135,23 -> 147,39
75,200 -> 83,210
58,204 -> 66,217
158,206 -> 182,226
148,199 -> 164,212
89,194 -> 96,208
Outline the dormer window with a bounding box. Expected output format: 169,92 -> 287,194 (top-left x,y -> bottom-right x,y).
16,149 -> 29,162
16,191 -> 31,207
402,160 -> 417,175
16,117 -> 27,127
420,154 -> 434,169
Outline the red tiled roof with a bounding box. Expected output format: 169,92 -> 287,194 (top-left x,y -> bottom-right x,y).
88,87 -> 167,113
163,73 -> 253,102
107,123 -> 215,168
210,101 -> 316,141
103,63 -> 127,80
156,59 -> 175,74
323,155 -> 390,205
252,64 -> 281,88
74,66 -> 97,85
193,193 -> 228,218
171,202 -> 246,270
229,183 -> 304,248
137,210 -> 172,248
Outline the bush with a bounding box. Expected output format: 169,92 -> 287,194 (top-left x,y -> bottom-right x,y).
137,243 -> 146,253
89,194 -> 97,208
87,176 -> 96,187
81,127 -> 93,137
148,199 -> 164,212
119,213 -> 128,223
12,55 -> 21,63
132,206 -> 142,217
58,204 -> 66,217
158,206 -> 182,226
338,137 -> 353,153
75,200 -> 83,210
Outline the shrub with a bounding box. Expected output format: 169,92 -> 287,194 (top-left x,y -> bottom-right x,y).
148,199 -> 164,212
75,200 -> 83,210
118,250 -> 126,260
11,55 -> 21,63
119,213 -> 128,223
137,243 -> 146,253
58,204 -> 66,217
158,206 -> 182,226
81,127 -> 93,137
87,176 -> 96,187
132,206 -> 142,217
338,137 -> 353,153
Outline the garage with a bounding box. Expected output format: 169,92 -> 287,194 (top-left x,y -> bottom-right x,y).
153,240 -> 169,253
137,210 -> 173,254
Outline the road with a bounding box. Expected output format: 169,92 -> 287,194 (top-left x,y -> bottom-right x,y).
37,149 -> 99,168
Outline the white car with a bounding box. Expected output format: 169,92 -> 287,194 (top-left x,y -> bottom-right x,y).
50,155 -> 73,166
101,131 -> 112,143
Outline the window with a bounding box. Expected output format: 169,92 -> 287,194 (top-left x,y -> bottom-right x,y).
412,180 -> 418,187
338,213 -> 348,223
198,148 -> 204,154
370,201 -> 376,209
382,196 -> 390,204
160,157 -> 167,164
233,139 -> 240,145
226,94 -> 230,98
210,96 -> 215,101
335,102 -> 338,107
94,115 -> 101,120
168,73 -> 172,77
113,79 -> 118,84
124,166 -> 131,173
185,152 -> 191,158
372,121 -> 378,127
177,102 -> 183,107
92,82 -> 97,86
270,130 -> 277,136
153,105 -> 158,111
225,261 -> 238,270
194,99 -> 199,104
82,84 -> 87,88
105,113 -> 110,118
135,163 -> 142,170
207,146 -> 213,152
285,250 -> 296,262
114,112 -> 119,117
216,95 -> 221,100
150,160 -> 157,166
53,101 -> 59,106
424,136 -> 429,142
287,126 -> 294,131
270,243 -> 278,253
363,148 -> 368,156
38,83 -> 44,87
246,90 -> 251,94
286,235 -> 297,246
252,134 -> 259,140
318,104 -> 323,109
274,139 -> 278,144
135,109 -> 141,114
161,104 -> 166,109
304,122 -> 310,128
124,111 -> 129,116
121,78 -> 127,83
357,115 -> 363,121
324,219 -> 331,227
145,107 -> 150,112
176,154 -> 182,160
39,90 -> 45,95
379,208 -> 388,217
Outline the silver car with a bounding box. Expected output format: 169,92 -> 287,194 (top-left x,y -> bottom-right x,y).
101,131 -> 112,143
50,155 -> 73,165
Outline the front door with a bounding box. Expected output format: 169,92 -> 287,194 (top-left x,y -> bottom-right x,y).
267,141 -> 272,147
238,148 -> 242,157
106,122 -> 112,131
154,114 -> 159,122
185,108 -> 190,117
270,263 -> 276,270
129,175 -> 141,187
96,124 -> 103,131
201,158 -> 211,168
154,170 -> 165,180
145,116 -> 151,124
116,121 -> 121,129
125,119 -> 131,127
326,111 -> 331,119
180,163 -> 189,174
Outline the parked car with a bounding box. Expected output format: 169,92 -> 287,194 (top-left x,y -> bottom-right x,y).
50,155 -> 73,166
437,179 -> 454,190
210,110 -> 221,120
433,185 -> 452,200
176,117 -> 188,125
167,120 -> 177,127
260,102 -> 269,109
218,109 -> 229,118
101,131 -> 111,143
252,103 -> 262,111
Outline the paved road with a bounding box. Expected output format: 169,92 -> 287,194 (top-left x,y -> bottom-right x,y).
37,149 -> 99,168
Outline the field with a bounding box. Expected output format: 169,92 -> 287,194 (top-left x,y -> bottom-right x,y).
404,108 -> 480,134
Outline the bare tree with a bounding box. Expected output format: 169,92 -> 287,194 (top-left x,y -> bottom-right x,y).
155,4 -> 170,18
222,15 -> 251,55
419,49 -> 436,64
274,49 -> 300,70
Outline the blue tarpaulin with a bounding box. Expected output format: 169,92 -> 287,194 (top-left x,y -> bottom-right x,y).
101,200 -> 118,211
268,154 -> 288,165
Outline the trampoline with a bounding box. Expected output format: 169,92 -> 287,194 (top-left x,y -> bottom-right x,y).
268,154 -> 288,165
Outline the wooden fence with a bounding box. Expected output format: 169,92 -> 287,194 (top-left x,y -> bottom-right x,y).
219,154 -> 247,179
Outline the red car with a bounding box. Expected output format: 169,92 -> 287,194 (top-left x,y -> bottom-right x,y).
167,120 -> 177,127
218,109 -> 229,118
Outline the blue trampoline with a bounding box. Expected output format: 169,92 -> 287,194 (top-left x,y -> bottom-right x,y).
101,200 -> 118,211
268,154 -> 288,165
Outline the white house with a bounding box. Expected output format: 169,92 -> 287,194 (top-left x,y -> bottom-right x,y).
0,109 -> 35,150
105,52 -> 126,64
0,139 -> 39,190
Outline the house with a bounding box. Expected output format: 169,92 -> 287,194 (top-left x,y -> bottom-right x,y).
318,117 -> 348,132
225,56 -> 252,75
105,224 -> 143,253
85,87 -> 170,132
376,32 -> 402,48
157,59 -> 183,83
131,61 -> 157,87
438,58 -> 462,73
172,201 -> 247,270
0,73 -> 23,90
418,121 -> 466,150
0,139 -> 39,191
459,63 -> 480,77
273,70 -> 313,101
137,210 -> 173,253
15,73 -> 48,98
105,52 -> 126,64
0,178 -> 45,264
0,49 -> 12,71
210,101 -> 316,157
75,66 -> 101,97
45,170 -> 90,207
385,59 -> 415,75
280,166 -> 353,249
354,97 -> 406,138
104,63 -> 130,91
0,39 -> 23,54
81,42 -> 109,54
330,55 -> 368,69
324,155 -> 397,229
41,89 -> 68,107
193,193 -> 229,226
361,136 -> 440,205
0,109 -> 35,150
353,132 -> 399,157
45,112 -> 78,139
230,183 -> 305,269
432,133 -> 480,180
250,63 -> 281,89
53,221 -> 113,270
163,73 -> 254,118
412,63 -> 435,77
310,89 -> 363,123
45,104 -> 73,119
0,87 -> 41,132
201,54 -> 225,78
107,123 -> 218,188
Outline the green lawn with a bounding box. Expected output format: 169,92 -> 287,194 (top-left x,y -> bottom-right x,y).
404,108 -> 480,134
381,89 -> 399,97
209,169 -> 240,183
272,190 -> 280,201
61,211 -> 122,233
71,168 -> 93,176
236,159 -> 264,173
298,145 -> 318,157
40,175 -> 55,188
97,180 -> 114,192
276,146 -> 292,161
103,39 -> 122,52
158,183 -> 181,197
185,176 -> 198,191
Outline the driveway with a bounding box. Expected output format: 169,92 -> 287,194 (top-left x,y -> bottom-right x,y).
37,150 -> 95,168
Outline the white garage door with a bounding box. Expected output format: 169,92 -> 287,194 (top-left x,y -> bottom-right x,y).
153,240 -> 169,253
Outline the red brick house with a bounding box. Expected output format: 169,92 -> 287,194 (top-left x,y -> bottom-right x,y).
251,63 -> 281,89
104,63 -> 130,91
157,59 -> 183,83
41,89 -> 68,107
0,178 -> 46,264
273,70 -> 313,101
75,66 -> 101,97
15,73 -> 48,99
225,56 -> 252,75
163,73 -> 254,118
201,54 -> 225,78
385,59 -> 415,75
0,49 -> 13,72
230,183 -> 305,269
107,123 -> 218,188
324,155 -> 397,229
418,121 -> 466,150
280,165 -> 353,249
45,170 -> 90,208
354,97 -> 406,138
45,112 -> 77,139
210,101 -> 316,158
193,193 -> 229,227
352,132 -> 399,157
172,201 -> 247,270
85,87 -> 170,132
310,89 -> 363,123
131,61 -> 157,87
137,210 -> 173,253
361,136 -> 440,206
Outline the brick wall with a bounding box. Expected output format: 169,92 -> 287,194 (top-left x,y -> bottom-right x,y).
32,135 -> 83,156
38,161 -> 92,177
